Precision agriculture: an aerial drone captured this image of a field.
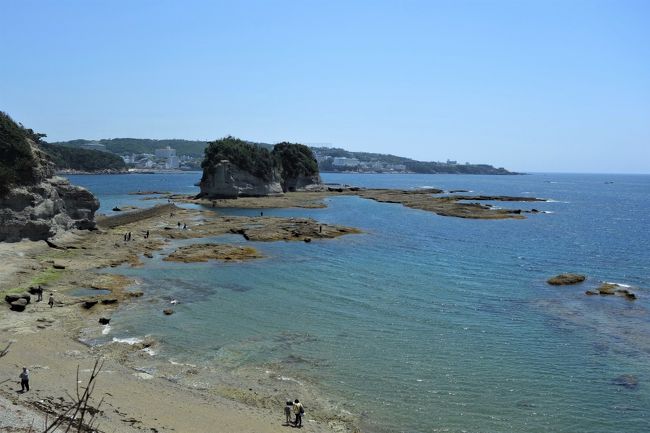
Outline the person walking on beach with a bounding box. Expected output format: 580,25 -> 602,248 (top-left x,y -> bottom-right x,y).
36,285 -> 43,302
293,399 -> 304,427
284,401 -> 293,425
19,367 -> 29,392
48,294 -> 54,308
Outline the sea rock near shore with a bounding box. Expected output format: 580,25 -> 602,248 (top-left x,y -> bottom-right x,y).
547,273 -> 586,285
199,160 -> 283,198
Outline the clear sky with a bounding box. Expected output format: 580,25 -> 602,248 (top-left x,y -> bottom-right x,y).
1,0 -> 648,173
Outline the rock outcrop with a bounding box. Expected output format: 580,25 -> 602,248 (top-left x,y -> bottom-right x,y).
0,176 -> 99,242
547,273 -> 586,285
199,160 -> 283,198
0,112 -> 99,242
198,137 -> 321,198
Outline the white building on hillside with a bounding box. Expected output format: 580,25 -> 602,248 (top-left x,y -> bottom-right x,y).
155,146 -> 176,158
332,157 -> 360,168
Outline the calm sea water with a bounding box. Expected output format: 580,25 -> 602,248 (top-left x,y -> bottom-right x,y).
68,172 -> 650,433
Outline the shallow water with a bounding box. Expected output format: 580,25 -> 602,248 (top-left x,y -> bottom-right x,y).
68,172 -> 650,433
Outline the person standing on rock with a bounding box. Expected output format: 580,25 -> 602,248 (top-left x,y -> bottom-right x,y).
48,294 -> 54,308
293,399 -> 304,427
19,367 -> 29,392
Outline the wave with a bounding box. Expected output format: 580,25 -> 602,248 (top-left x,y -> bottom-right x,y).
101,324 -> 111,335
112,337 -> 144,345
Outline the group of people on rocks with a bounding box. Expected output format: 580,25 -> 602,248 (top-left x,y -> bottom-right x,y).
284,399 -> 305,428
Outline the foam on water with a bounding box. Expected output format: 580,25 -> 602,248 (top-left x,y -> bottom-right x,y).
112,337 -> 144,345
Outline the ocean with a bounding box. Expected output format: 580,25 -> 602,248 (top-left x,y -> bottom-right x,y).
67,172 -> 650,433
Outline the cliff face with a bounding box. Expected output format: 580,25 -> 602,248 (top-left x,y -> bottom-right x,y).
0,113 -> 100,242
199,160 -> 283,198
0,176 -> 99,241
281,173 -> 322,192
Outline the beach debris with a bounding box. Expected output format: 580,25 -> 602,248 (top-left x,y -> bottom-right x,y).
547,273 -> 586,285
612,374 -> 639,390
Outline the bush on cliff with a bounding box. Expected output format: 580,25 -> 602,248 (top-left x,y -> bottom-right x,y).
271,142 -> 319,180
201,136 -> 274,181
0,112 -> 40,195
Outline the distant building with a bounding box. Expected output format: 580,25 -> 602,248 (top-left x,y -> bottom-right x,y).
332,157 -> 360,168
155,146 -> 176,158
165,156 -> 180,169
446,159 -> 457,165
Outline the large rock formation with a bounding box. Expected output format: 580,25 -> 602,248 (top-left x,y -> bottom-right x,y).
0,112 -> 100,242
199,137 -> 321,199
200,160 -> 283,198
0,176 -> 99,241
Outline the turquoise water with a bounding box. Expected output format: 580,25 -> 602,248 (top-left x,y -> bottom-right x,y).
68,173 -> 650,433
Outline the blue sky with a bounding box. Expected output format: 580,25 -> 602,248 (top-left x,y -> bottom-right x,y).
1,0 -> 648,173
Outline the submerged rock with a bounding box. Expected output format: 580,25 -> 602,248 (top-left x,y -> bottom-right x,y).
612,374 -> 639,390
547,274 -> 586,285
163,308 -> 174,315
598,283 -> 617,295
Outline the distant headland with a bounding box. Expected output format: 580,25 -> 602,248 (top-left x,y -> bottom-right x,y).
47,138 -> 520,175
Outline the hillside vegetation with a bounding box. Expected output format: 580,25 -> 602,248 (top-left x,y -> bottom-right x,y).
313,147 -> 516,174
202,136 -> 275,180
272,142 -> 319,179
41,143 -> 126,172
0,112 -> 41,194
50,138 -> 210,157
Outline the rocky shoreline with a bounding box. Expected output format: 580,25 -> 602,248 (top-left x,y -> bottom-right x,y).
0,205 -> 361,433
169,186 -> 547,219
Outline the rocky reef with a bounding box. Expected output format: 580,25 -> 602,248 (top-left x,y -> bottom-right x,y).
547,273 -> 587,285
199,137 -> 321,198
0,112 -> 100,242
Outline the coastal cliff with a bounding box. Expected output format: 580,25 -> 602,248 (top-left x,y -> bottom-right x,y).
199,137 -> 321,198
0,112 -> 99,242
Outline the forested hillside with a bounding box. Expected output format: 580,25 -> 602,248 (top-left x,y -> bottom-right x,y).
41,143 -> 126,172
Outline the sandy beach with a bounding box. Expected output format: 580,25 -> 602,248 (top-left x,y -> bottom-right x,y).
0,204 -> 359,433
